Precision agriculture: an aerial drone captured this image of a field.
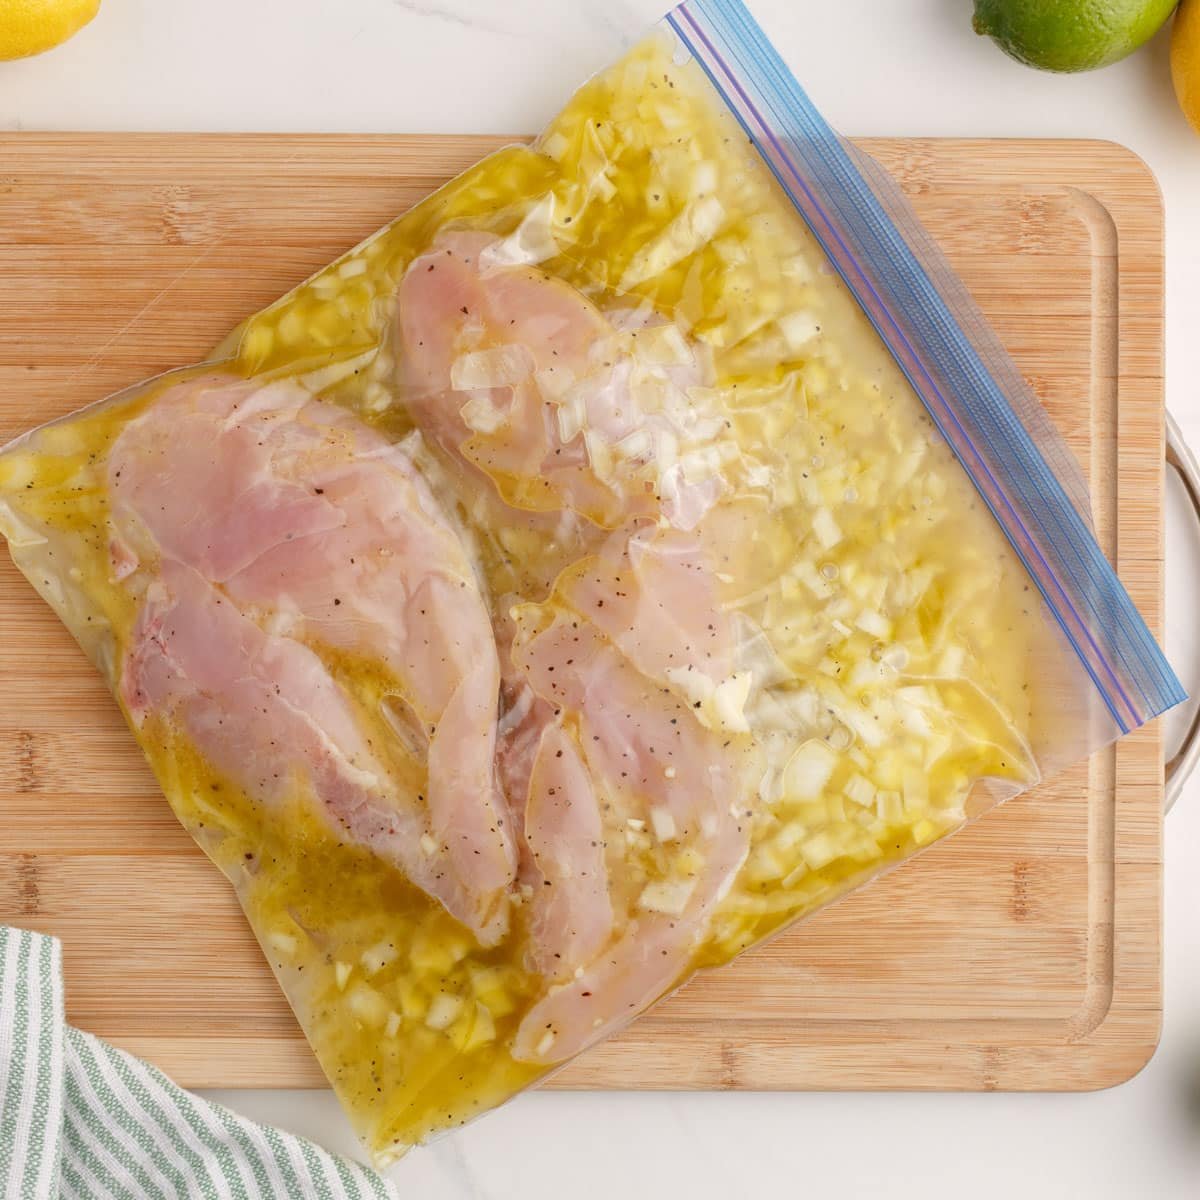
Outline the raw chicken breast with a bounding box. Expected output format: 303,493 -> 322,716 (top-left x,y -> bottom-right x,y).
508,603 -> 752,1063
552,525 -> 736,691
110,373 -> 516,943
396,239 -> 757,1053
522,720 -> 614,981
499,526 -> 753,1063
396,230 -> 735,530
122,557 -> 427,856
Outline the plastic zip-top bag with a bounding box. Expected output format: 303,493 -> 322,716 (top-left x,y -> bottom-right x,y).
0,0 -> 1183,1165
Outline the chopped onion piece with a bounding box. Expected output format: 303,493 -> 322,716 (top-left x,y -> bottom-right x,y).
297,348 -> 378,395
615,428 -> 653,461
781,863 -> 810,890
748,843 -> 788,883
664,663 -> 715,708
792,560 -> 834,599
649,806 -> 678,842
812,507 -> 842,549
541,130 -> 569,160
713,672 -> 753,732
896,699 -> 932,737
619,195 -> 726,288
778,311 -> 821,353
847,659 -> 886,692
783,740 -> 839,800
844,772 -> 876,807
691,159 -> 719,196
459,394 -> 508,435
838,699 -> 887,748
345,982 -> 389,1028
360,941 -> 398,976
781,255 -> 814,283
451,345 -> 535,390
743,461 -> 773,489
584,430 -> 614,481
363,381 -> 391,413
468,1002 -> 497,1048
534,363 -> 576,403
638,878 -> 697,916
733,613 -> 792,689
912,819 -> 937,846
636,323 -> 693,367
799,831 -> 842,871
855,609 -> 892,640
902,766 -> 930,814
425,993 -> 464,1031
592,171 -> 618,202
556,392 -> 586,443
680,446 -> 722,484
785,688 -> 821,728
310,275 -> 341,300
656,427 -> 679,471
938,645 -> 966,677
684,414 -> 732,445
924,733 -> 953,768
876,790 -> 903,824
480,196 -> 560,268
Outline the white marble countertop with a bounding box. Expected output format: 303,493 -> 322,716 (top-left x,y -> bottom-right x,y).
3,1 -> 1199,1195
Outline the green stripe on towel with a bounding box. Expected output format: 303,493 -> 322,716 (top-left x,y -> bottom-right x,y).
0,926 -> 398,1200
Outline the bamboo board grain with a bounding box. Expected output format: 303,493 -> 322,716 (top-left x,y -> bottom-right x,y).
0,135 -> 1166,1092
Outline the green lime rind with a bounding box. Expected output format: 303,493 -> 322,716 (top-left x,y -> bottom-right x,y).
973,0 -> 1179,73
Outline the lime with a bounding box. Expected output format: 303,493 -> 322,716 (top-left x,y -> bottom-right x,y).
0,0 -> 99,62
1173,0 -> 1200,131
973,0 -> 1178,72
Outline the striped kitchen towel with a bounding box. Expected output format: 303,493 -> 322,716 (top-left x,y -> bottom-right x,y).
0,926 -> 398,1200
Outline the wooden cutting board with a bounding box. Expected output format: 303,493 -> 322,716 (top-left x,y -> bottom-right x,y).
0,135 -> 1165,1092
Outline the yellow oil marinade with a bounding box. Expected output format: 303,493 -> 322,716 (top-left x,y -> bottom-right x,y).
0,391 -> 544,1154
147,733 -> 545,1160
0,30 -> 1051,1162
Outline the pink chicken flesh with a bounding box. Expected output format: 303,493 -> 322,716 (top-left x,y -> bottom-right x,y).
508,590 -> 750,1063
396,230 -> 725,531
553,526 -> 736,688
522,721 -> 614,981
110,373 -> 515,944
396,236 -> 755,1063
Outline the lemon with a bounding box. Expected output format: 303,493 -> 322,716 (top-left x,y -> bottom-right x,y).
973,0 -> 1179,72
0,0 -> 99,61
1173,0 -> 1200,131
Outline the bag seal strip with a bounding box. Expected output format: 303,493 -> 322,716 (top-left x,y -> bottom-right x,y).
667,0 -> 1184,733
